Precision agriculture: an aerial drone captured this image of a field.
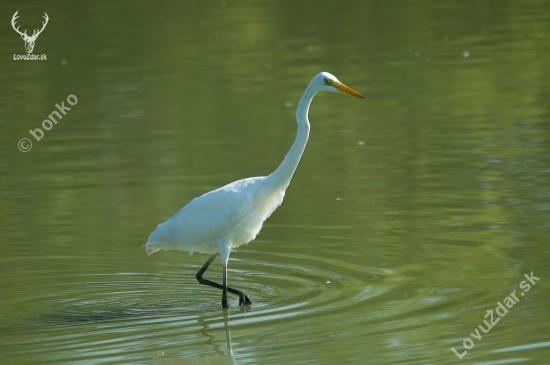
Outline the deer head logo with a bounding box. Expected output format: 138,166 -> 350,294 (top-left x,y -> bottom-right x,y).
11,11 -> 49,54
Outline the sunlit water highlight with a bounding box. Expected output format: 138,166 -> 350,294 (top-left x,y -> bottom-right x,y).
1,0 -> 550,364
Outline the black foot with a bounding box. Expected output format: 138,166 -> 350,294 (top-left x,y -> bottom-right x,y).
239,294 -> 252,306
196,253 -> 252,308
223,294 -> 251,308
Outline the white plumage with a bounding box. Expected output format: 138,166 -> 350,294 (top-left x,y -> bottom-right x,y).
145,176 -> 283,257
145,72 -> 363,308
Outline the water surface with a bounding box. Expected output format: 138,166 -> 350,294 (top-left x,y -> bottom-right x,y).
1,0 -> 549,364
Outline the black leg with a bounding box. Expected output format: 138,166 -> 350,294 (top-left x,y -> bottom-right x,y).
222,261 -> 228,308
195,253 -> 252,307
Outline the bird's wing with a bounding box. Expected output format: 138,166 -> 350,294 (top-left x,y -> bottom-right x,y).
147,178 -> 258,252
175,184 -> 254,240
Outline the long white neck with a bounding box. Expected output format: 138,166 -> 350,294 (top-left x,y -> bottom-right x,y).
265,83 -> 317,192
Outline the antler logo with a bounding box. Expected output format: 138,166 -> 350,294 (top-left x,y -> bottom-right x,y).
11,10 -> 49,54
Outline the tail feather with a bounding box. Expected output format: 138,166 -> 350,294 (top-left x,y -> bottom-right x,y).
144,222 -> 165,255
143,240 -> 161,256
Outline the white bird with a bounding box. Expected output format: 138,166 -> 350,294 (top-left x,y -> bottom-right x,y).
145,72 -> 364,308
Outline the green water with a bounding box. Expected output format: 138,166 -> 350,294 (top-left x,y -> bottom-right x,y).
1,0 -> 549,364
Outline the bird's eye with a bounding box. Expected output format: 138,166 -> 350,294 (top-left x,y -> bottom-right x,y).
323,78 -> 329,85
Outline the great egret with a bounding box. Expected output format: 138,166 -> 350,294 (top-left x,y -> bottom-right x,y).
145,72 -> 364,308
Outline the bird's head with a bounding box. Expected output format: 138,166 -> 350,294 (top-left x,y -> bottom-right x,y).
315,72 -> 364,99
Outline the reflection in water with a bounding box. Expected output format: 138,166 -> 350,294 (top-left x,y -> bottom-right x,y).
151,313 -> 238,365
1,0 -> 550,364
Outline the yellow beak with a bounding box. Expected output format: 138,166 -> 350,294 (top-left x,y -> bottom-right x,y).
335,82 -> 365,99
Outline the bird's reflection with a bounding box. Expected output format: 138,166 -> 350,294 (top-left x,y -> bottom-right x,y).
151,309 -> 246,364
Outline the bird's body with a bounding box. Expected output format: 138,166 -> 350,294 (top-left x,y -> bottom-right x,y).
145,72 -> 363,307
145,175 -> 282,257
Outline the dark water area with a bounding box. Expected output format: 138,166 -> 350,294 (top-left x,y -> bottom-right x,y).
1,0 -> 549,364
